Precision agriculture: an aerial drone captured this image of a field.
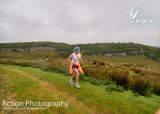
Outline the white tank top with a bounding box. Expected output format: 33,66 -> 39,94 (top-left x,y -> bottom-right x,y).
69,53 -> 81,63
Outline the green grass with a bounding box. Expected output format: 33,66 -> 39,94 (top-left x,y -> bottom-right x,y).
0,64 -> 160,114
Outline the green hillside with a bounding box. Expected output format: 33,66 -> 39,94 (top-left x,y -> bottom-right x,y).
0,42 -> 160,61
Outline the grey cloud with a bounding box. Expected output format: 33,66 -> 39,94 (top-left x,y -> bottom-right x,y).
0,0 -> 160,46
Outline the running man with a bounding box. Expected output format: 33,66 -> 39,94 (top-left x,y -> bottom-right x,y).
68,47 -> 83,88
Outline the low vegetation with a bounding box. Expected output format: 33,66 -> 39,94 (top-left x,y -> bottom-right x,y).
0,49 -> 160,96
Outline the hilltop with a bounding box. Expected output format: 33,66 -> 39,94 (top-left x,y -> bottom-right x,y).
0,42 -> 160,62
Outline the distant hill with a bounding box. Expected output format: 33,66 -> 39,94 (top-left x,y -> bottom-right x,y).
0,42 -> 160,62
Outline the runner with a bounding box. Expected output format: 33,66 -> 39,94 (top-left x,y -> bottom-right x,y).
68,47 -> 83,88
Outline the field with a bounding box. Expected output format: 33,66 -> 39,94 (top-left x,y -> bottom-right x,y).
0,49 -> 160,114
1,50 -> 160,95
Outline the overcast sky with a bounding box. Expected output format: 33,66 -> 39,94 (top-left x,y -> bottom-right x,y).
0,0 -> 160,46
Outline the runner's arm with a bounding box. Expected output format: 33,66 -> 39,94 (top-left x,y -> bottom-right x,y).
68,53 -> 75,63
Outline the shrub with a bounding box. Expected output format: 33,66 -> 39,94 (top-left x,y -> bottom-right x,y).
92,60 -> 97,64
79,74 -> 87,80
152,83 -> 160,95
110,69 -> 129,87
133,92 -> 139,97
79,74 -> 101,86
101,79 -> 114,84
131,67 -> 141,74
89,78 -> 101,85
129,77 -> 151,96
106,83 -> 124,92
19,63 -> 30,67
99,62 -> 105,65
